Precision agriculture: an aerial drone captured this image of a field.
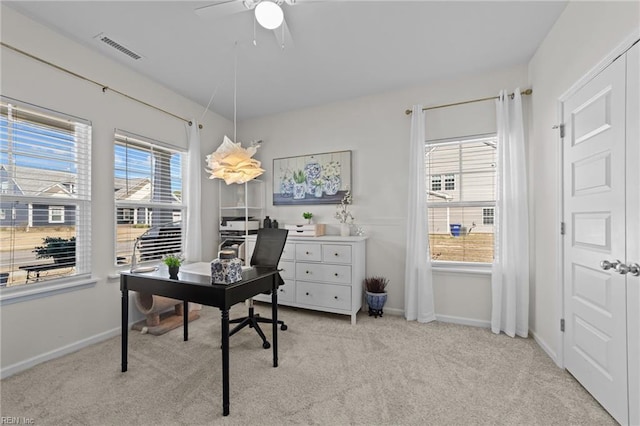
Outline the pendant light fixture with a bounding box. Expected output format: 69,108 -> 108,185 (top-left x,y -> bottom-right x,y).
205,43 -> 264,185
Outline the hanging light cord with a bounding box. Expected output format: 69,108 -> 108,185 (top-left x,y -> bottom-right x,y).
233,42 -> 238,142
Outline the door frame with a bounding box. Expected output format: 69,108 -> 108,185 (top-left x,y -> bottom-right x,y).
556,28 -> 640,370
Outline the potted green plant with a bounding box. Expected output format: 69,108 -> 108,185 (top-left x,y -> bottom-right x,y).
303,212 -> 313,224
33,236 -> 76,264
163,253 -> 183,279
363,276 -> 388,318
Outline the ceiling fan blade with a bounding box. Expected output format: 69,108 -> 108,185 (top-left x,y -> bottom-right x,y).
194,1 -> 248,20
273,17 -> 295,49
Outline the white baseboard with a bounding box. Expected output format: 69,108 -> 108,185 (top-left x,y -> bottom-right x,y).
531,330 -> 560,367
1,327 -> 121,379
435,314 -> 491,328
380,307 -> 403,316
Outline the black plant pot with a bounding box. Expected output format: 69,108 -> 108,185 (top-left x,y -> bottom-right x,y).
168,266 -> 179,279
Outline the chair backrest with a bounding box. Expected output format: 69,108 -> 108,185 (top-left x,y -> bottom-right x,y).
250,228 -> 289,268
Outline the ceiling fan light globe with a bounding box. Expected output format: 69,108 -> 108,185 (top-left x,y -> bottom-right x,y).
255,1 -> 284,30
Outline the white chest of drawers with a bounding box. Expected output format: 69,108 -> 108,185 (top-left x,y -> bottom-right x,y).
245,235 -> 367,324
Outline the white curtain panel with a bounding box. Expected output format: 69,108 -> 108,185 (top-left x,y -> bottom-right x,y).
184,120 -> 203,263
404,105 -> 436,323
491,90 -> 530,337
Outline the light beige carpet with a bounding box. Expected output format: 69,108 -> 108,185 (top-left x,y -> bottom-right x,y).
1,304 -> 615,425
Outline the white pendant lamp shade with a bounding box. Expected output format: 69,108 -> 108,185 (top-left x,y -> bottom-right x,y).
255,1 -> 284,30
206,136 -> 265,185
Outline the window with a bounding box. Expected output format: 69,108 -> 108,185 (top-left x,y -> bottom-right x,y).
0,96 -> 92,287
444,174 -> 456,190
114,130 -> 185,266
426,134 -> 496,263
48,206 -> 65,223
482,207 -> 494,225
430,175 -> 442,191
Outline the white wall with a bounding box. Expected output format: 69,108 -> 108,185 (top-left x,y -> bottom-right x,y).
528,1 -> 640,363
6,0 -> 634,377
239,65 -> 528,323
0,5 -> 231,376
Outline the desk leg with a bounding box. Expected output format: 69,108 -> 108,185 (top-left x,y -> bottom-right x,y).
183,301 -> 189,342
121,287 -> 128,372
272,277 -> 278,368
221,308 -> 230,416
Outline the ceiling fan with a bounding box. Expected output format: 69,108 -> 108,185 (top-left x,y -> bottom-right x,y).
195,0 -> 301,48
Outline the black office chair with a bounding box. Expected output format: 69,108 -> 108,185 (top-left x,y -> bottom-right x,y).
229,228 -> 289,349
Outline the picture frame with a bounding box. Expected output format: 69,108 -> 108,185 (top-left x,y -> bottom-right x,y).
273,150 -> 352,205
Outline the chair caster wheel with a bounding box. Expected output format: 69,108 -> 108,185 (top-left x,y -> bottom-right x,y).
263,341 -> 271,349
281,324 -> 288,331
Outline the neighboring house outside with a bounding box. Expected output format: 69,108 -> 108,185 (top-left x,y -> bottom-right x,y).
426,139 -> 496,236
0,165 -> 76,227
1,165 -> 181,228
114,176 -> 181,225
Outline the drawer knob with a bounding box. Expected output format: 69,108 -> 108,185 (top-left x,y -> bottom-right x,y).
306,270 -> 310,274
334,273 -> 338,277
334,296 -> 338,299
306,251 -> 310,255
334,253 -> 339,256
306,292 -> 310,296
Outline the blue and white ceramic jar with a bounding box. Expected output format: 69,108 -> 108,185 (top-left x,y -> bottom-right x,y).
293,183 -> 306,199
211,250 -> 243,284
323,175 -> 341,196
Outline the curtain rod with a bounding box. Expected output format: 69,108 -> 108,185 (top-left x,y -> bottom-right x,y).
405,88 -> 533,115
1,42 -> 203,129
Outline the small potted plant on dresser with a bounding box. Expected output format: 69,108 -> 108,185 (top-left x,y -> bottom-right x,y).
364,276 -> 388,318
303,212 -> 313,224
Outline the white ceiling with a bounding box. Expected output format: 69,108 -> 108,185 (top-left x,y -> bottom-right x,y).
5,1 -> 567,121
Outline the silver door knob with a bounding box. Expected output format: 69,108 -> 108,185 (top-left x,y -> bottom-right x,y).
616,262 -> 640,276
616,263 -> 630,274
600,260 -> 621,270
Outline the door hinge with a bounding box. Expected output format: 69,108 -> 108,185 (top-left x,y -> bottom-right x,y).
560,318 -> 565,332
553,123 -> 565,138
560,222 -> 566,235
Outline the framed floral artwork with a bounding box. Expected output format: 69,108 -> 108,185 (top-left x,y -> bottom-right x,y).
273,150 -> 352,205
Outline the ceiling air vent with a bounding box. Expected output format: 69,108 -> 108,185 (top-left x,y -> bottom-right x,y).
94,33 -> 143,60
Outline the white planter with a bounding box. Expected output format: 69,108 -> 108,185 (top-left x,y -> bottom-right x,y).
340,223 -> 350,237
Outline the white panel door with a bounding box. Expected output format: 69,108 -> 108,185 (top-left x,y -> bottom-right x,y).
563,51 -> 628,424
625,41 -> 640,426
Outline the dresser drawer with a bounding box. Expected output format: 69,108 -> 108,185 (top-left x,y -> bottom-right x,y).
278,260 -> 295,280
280,243 -> 295,261
254,279 -> 295,304
296,262 -> 351,284
295,243 -> 322,262
296,281 -> 351,311
322,244 -> 352,264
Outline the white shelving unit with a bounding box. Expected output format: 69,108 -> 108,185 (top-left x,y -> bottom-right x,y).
218,179 -> 264,231
218,179 -> 264,261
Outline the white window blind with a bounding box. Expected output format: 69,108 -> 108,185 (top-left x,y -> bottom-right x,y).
0,96 -> 92,287
426,134 -> 496,263
114,130 -> 184,266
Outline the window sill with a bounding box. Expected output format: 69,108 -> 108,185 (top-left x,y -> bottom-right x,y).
431,262 -> 492,275
0,275 -> 97,306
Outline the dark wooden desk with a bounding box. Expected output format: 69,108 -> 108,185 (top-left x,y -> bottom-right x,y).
120,266 -> 281,416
